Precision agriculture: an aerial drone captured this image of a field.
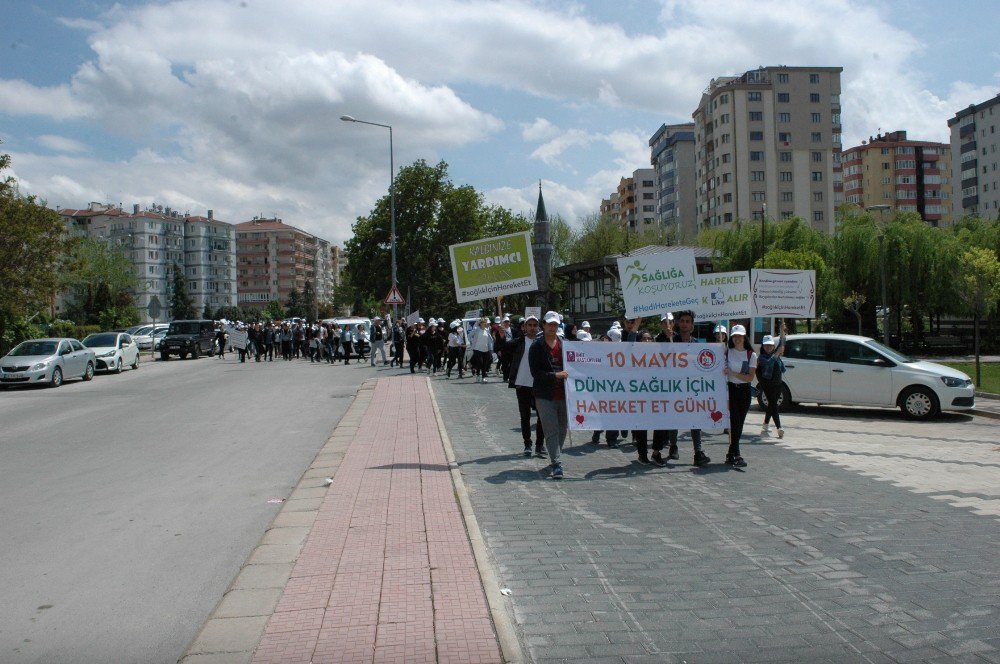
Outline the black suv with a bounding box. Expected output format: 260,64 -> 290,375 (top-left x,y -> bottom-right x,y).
160,320 -> 216,360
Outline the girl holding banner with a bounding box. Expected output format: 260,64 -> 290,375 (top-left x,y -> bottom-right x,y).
724,325 -> 756,468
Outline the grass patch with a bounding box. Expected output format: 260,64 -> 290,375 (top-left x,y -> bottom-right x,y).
937,361 -> 1000,393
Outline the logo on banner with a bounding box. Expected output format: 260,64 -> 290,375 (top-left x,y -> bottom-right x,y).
565,350 -> 600,364
696,348 -> 720,372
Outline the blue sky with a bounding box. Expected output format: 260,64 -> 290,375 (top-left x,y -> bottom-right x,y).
2,0 -> 998,245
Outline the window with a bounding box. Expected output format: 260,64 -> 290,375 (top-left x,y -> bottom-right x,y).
720,113 -> 730,124
777,92 -> 790,103
750,131 -> 764,140
779,132 -> 792,142
813,191 -> 824,202
813,210 -> 824,222
811,171 -> 823,181
880,176 -> 891,184
780,171 -> 793,182
751,191 -> 766,202
781,191 -> 794,201
810,93 -> 820,103
748,91 -> 762,101
779,112 -> 791,122
812,151 -> 823,163
777,73 -> 789,83
883,162 -> 891,170
749,111 -> 763,121
751,171 -> 765,181
723,193 -> 733,203
721,153 -> 731,164
811,112 -> 822,123
811,132 -> 822,143
722,173 -> 731,183
809,73 -> 820,83
780,151 -> 792,162
750,151 -> 764,161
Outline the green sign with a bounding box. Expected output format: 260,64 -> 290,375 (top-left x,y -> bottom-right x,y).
449,231 -> 538,303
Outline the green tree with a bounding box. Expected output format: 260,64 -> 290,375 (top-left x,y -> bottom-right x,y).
0,150 -> 66,353
549,214 -> 575,268
213,305 -> 244,321
169,263 -> 196,319
61,236 -> 139,325
285,287 -> 304,318
570,213 -> 669,263
957,247 -> 1000,387
301,281 -> 318,321
203,303 -> 213,319
263,299 -> 285,321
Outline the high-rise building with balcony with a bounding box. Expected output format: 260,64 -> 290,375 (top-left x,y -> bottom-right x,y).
692,66 -> 843,232
59,203 -> 236,321
649,123 -> 696,242
842,130 -> 953,225
948,93 -> 1000,218
235,218 -> 335,311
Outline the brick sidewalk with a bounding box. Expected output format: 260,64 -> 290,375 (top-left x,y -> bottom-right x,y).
250,376 -> 501,664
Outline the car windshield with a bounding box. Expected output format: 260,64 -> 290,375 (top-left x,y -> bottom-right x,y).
864,339 -> 913,364
152,328 -> 169,337
83,333 -> 119,347
133,326 -> 154,336
168,322 -> 202,335
9,341 -> 58,356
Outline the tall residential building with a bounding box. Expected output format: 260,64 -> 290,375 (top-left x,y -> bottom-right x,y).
948,93 -> 1000,218
59,203 -> 236,322
615,168 -> 657,231
649,123 -> 697,243
843,130 -> 953,225
599,192 -> 620,219
692,66 -> 843,232
235,218 -> 336,310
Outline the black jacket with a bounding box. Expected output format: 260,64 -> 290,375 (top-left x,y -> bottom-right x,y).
528,336 -> 562,401
506,334 -> 534,389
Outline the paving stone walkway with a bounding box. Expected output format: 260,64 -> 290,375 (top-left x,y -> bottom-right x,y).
248,375 -> 501,664
432,376 -> 1000,663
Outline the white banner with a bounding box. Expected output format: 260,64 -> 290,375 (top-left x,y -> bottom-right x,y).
751,269 -> 816,318
563,340 -> 730,431
226,329 -> 248,350
463,309 -> 481,320
617,249 -> 699,319
696,270 -> 752,320
405,310 -> 421,326
524,306 -> 541,321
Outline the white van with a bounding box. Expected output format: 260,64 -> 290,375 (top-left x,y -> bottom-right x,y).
326,317 -> 372,359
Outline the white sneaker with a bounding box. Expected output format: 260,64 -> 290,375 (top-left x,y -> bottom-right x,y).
777,428 -> 784,439
761,425 -> 770,437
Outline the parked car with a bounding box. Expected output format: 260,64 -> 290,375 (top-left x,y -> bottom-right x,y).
756,333 -> 975,420
150,327 -> 169,351
0,338 -> 96,388
324,317 -> 372,359
126,324 -> 152,336
82,332 -> 140,373
134,324 -> 169,350
160,320 -> 216,360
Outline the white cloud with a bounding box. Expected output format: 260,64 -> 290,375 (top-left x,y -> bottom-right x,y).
521,118 -> 560,142
485,180 -> 597,229
37,135 -> 88,153
0,80 -> 88,120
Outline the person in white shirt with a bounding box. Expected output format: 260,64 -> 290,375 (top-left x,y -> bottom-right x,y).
576,321 -> 592,341
468,317 -> 494,382
607,321 -> 622,342
723,324 -> 756,468
507,315 -> 544,456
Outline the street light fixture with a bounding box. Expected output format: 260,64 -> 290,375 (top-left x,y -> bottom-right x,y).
341,114 -> 398,320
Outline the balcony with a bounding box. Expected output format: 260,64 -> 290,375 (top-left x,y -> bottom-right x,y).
962,195 -> 979,209
960,141 -> 977,154
960,123 -> 976,138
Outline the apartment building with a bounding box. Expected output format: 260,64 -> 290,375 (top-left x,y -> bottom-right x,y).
60,203 -> 236,321
692,66 -> 843,233
843,130 -> 952,225
948,93 -> 1000,217
649,123 -> 697,243
617,169 -> 657,231
235,218 -> 336,310
599,192 -> 620,219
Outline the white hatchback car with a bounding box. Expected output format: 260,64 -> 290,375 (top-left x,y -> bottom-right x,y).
82,332 -> 140,373
757,333 -> 975,420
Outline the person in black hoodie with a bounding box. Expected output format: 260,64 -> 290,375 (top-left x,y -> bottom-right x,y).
507,315 -> 544,457
529,311 -> 570,479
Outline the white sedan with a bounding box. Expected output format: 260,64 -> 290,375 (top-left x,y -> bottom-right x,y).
757,333 -> 975,420
82,332 -> 140,373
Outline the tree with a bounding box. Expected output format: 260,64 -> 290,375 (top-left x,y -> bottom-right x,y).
570,213 -> 669,264
957,247 -> 1000,387
213,305 -> 244,322
843,292 -> 866,336
203,303 -> 213,319
263,299 -> 285,321
285,287 -> 304,319
169,263 -> 196,319
61,236 -> 139,325
0,150 -> 66,353
301,281 -> 318,321
549,214 -> 575,268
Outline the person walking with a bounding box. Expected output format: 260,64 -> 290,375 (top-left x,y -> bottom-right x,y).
508,315 -> 545,457
390,318 -> 406,367
530,311 -> 569,479
341,324 -> 354,364
724,324 -> 756,468
757,322 -> 787,439
215,324 -> 227,360
370,317 -> 388,366
445,321 -> 466,378
469,316 -> 494,383
355,324 -> 369,362
664,311 -> 711,467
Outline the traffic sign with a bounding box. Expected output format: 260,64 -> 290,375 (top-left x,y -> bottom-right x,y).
147,296 -> 162,320
384,285 -> 405,305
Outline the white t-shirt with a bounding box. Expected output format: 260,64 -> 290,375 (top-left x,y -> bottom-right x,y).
726,347 -> 758,384
515,338 -> 534,388
576,330 -> 592,341
448,331 -> 463,348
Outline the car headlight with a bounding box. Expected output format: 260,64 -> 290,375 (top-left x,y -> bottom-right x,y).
30,361 -> 49,371
98,350 -> 116,358
941,376 -> 972,388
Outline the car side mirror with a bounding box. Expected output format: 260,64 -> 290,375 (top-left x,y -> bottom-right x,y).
872,358 -> 889,367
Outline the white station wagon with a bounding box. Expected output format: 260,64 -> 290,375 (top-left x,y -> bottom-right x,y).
757,333 -> 975,420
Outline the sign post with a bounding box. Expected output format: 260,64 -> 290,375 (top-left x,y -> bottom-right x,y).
147,296 -> 162,359
384,285 -> 405,307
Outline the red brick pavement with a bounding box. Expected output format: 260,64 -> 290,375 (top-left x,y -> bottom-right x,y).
251,376 -> 502,664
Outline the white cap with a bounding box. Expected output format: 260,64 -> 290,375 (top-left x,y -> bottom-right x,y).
523,314 -> 538,322
730,324 -> 747,336
610,321 -> 621,329
494,316 -> 502,323
661,313 -> 674,322
762,335 -> 775,345
417,318 -> 425,324
714,324 -> 728,335
543,310 -> 561,324
582,321 -> 591,328
374,316 -> 382,321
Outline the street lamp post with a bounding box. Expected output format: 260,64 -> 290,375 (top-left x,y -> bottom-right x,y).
341,114 -> 398,321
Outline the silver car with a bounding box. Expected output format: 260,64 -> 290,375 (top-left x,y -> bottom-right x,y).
82,332 -> 140,373
0,338 -> 96,388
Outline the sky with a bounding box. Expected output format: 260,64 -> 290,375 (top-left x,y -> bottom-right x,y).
1,0 -> 998,246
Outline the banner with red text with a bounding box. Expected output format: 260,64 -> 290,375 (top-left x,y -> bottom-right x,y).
563,340 -> 730,431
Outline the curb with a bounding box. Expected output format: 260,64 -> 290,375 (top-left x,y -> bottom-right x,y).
177,379 -> 378,664
427,377 -> 526,664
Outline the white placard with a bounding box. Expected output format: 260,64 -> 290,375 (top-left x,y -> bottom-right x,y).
405,310 -> 421,326
524,307 -> 541,321
463,309 -> 481,320
563,340 -> 730,431
617,249 -> 699,319
696,271 -> 752,320
751,269 -> 816,318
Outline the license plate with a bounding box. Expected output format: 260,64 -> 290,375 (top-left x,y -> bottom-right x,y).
2,373 -> 25,380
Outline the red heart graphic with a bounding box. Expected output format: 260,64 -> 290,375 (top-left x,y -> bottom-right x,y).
710,411 -> 723,423
575,414 -> 585,424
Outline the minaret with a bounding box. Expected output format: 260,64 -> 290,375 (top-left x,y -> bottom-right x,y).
533,181 -> 553,308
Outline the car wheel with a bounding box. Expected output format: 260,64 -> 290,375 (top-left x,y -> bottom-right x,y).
192,346 -> 200,360
50,367 -> 63,388
160,352 -> 169,362
180,352 -> 188,359
131,353 -> 139,370
900,386 -> 939,420
114,357 -> 123,374
83,362 -> 94,381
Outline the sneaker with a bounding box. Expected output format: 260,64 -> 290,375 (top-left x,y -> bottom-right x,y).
534,449 -> 547,459
523,448 -> 532,457
607,440 -> 619,448
590,433 -> 600,444
693,451 -> 711,467
650,452 -> 666,467
667,445 -> 679,460
637,454 -> 650,465
729,456 -> 748,468
551,465 -> 564,480
761,425 -> 770,437
777,428 -> 784,439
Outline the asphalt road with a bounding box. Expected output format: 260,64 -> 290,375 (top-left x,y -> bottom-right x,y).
0,352 -> 380,664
